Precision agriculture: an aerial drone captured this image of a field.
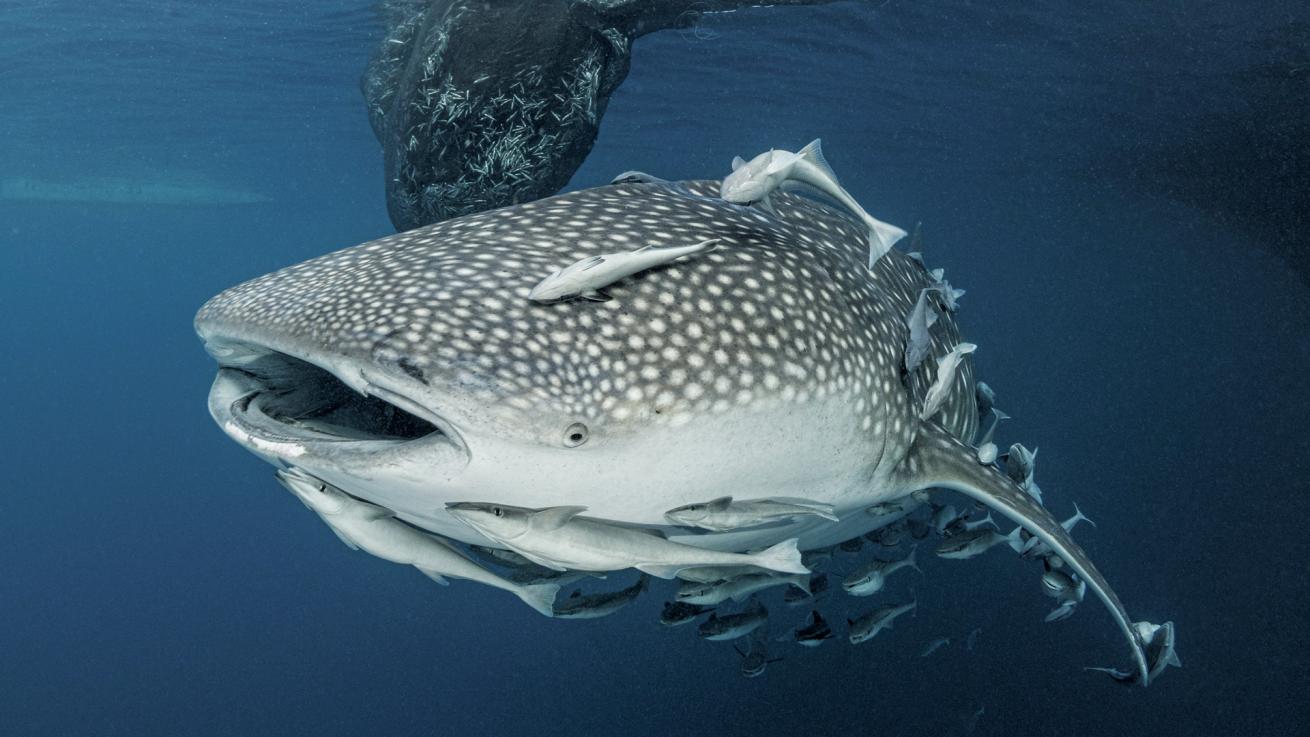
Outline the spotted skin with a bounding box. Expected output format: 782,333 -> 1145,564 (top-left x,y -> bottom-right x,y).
197,180 -> 1148,682
198,181 -> 978,447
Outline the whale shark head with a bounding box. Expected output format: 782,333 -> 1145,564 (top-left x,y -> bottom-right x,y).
196,180 -> 977,549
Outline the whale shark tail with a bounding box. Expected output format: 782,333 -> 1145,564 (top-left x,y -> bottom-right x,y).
897,419 -> 1155,686
516,582 -> 561,618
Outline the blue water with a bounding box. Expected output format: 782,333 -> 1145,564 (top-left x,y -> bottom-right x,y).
2,1 -> 1307,735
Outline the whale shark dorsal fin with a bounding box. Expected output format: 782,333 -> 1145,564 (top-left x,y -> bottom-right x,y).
731,156 -> 746,171
705,496 -> 733,510
530,505 -> 588,531
796,138 -> 838,183
898,420 -> 1151,685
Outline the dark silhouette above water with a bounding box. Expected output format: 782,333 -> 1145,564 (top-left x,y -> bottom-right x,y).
362,0 -> 832,231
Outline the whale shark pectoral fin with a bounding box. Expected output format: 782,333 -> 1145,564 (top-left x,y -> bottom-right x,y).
898,420 -> 1152,686
529,505 -> 589,531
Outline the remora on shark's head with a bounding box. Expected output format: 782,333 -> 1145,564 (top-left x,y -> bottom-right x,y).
197,179 -> 1156,683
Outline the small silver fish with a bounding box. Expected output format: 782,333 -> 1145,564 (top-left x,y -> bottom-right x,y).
698,600 -> 769,641
905,288 -> 940,372
553,575 -> 650,619
936,528 -> 1007,560
793,609 -> 834,646
921,637 -> 951,657
920,342 -> 978,420
975,408 -> 1010,465
843,547 -> 919,596
976,381 -> 996,417
676,572 -> 809,606
528,239 -> 718,302
926,277 -> 966,312
665,495 -> 838,531
1016,503 -> 1096,558
848,599 -> 917,644
660,600 -> 714,626
734,635 -> 783,678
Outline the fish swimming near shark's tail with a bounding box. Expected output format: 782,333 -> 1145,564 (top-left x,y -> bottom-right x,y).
895,420 -> 1151,684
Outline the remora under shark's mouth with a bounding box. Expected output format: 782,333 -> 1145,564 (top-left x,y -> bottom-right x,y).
203,342 -> 466,464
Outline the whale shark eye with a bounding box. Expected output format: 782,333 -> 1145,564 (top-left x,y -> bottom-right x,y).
563,422 -> 589,447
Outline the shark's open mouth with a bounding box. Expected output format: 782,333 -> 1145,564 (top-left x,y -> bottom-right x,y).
228,354 -> 437,442
204,343 -> 464,462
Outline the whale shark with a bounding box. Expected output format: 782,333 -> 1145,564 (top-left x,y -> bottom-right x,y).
196,179 -> 1157,683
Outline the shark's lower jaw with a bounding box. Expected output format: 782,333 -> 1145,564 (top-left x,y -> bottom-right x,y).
203,341 -> 468,473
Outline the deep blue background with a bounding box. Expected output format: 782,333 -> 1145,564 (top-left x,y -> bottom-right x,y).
2,2 -> 1307,735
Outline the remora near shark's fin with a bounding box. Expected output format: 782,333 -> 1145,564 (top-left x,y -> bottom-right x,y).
416,567 -> 450,585
505,546 -> 571,572
796,139 -> 838,183
764,496 -> 840,521
325,523 -> 360,551
529,505 -> 588,531
635,563 -> 688,579
516,583 -> 561,618
896,420 -> 1151,685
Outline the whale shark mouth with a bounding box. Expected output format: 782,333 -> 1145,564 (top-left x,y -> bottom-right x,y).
203,343 -> 464,462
